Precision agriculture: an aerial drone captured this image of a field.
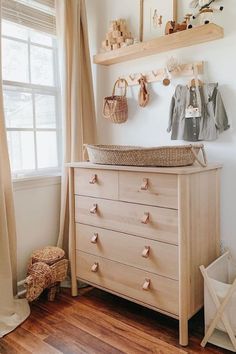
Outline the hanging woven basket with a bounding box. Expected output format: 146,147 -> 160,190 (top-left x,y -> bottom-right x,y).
103,79 -> 128,124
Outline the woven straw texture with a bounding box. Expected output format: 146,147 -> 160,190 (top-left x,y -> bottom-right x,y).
86,144 -> 207,167
25,246 -> 68,302
103,79 -> 128,124
30,246 -> 65,266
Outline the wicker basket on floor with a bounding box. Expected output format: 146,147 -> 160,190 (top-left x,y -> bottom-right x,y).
25,246 -> 68,302
85,144 -> 207,167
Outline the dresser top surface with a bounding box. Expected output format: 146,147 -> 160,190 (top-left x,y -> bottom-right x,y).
67,162 -> 222,175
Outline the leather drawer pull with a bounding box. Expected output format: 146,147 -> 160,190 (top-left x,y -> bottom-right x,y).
141,178 -> 149,191
90,204 -> 98,214
91,233 -> 98,244
142,278 -> 151,290
91,262 -> 99,272
89,174 -> 97,184
142,246 -> 150,258
141,212 -> 150,224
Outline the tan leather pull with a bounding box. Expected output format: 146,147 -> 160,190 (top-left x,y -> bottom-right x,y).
90,204 -> 98,214
142,246 -> 150,258
142,278 -> 151,290
91,262 -> 99,272
91,233 -> 98,244
141,212 -> 150,224
141,178 -> 148,191
89,174 -> 97,184
138,76 -> 150,108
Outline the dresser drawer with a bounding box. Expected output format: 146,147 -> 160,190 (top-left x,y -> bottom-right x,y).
76,251 -> 179,315
76,224 -> 179,280
74,168 -> 118,200
119,171 -> 178,209
75,196 -> 178,245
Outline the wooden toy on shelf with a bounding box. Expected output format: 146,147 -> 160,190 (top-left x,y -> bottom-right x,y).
165,14 -> 192,34
101,19 -> 135,52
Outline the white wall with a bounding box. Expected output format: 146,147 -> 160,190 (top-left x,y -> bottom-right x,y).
86,0 -> 236,254
14,178 -> 61,281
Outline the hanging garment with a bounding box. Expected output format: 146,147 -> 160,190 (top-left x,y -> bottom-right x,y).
167,83 -> 230,141
138,76 -> 150,107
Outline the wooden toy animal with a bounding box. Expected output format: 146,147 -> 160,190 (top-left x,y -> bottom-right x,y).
188,0 -> 224,28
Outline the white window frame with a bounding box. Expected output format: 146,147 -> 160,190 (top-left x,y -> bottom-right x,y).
2,24 -> 62,179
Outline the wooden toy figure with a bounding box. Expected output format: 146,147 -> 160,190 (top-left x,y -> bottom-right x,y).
188,0 -> 224,28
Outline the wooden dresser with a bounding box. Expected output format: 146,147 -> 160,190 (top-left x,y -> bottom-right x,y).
68,162 -> 222,346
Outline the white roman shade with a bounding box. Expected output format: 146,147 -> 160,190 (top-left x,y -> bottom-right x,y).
2,0 -> 56,35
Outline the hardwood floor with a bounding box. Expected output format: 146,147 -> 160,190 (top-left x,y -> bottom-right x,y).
0,287 -> 231,354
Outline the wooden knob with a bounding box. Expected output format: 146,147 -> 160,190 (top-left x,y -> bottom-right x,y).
90,204 -> 98,214
142,278 -> 151,290
89,174 -> 97,184
141,178 -> 149,191
91,262 -> 99,272
91,233 -> 98,244
142,246 -> 150,258
141,212 -> 150,224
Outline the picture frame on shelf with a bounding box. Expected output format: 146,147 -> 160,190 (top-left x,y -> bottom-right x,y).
139,0 -> 177,42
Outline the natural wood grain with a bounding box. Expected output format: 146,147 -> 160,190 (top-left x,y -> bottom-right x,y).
76,251 -> 179,315
72,164 -> 222,347
74,168 -> 119,200
93,24 -> 224,66
1,288 -> 231,354
119,171 -> 178,209
69,167 -> 77,296
75,196 -> 179,244
76,224 -> 179,279
178,174 -> 191,346
6,327 -> 62,354
188,171 -> 221,316
68,161 -> 222,175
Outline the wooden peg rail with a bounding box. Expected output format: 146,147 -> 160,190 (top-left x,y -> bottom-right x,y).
120,61 -> 204,87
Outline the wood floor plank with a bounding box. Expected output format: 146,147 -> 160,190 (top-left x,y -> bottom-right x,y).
66,288 -> 230,354
67,302 -> 187,354
0,337 -> 31,354
52,320 -> 124,354
6,327 -> 62,354
44,334 -> 98,354
1,288 -> 231,354
21,316 -> 54,340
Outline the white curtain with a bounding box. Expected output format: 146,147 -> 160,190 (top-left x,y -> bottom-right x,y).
0,1 -> 30,338
56,0 -> 96,288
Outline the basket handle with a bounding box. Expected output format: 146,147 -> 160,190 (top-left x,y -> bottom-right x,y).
190,144 -> 207,168
112,78 -> 128,97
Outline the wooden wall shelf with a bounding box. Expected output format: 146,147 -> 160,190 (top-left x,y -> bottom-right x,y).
93,24 -> 224,66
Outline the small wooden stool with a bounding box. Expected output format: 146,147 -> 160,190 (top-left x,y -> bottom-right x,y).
25,246 -> 68,302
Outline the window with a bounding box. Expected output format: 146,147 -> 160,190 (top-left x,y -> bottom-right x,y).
2,0 -> 61,178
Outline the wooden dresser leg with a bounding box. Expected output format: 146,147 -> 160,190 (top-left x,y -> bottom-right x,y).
179,317 -> 188,346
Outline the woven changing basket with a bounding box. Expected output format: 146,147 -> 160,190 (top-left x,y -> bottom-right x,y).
85,144 -> 207,167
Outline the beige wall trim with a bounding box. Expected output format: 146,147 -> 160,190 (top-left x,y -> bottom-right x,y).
13,175 -> 61,191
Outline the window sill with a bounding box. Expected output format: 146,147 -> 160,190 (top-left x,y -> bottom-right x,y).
13,174 -> 61,191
